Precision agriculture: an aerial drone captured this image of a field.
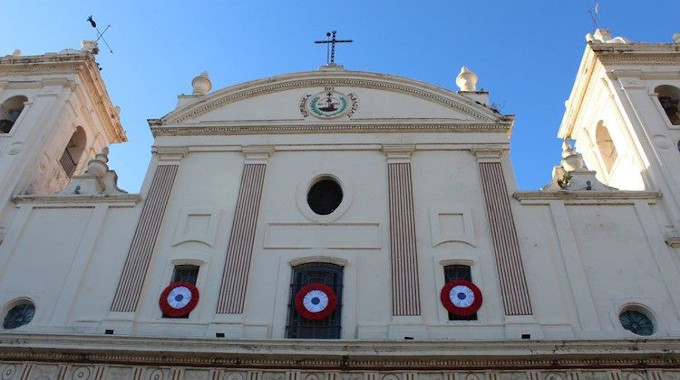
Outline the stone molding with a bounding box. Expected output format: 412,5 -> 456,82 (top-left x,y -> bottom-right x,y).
0,335 -> 678,370
0,52 -> 126,144
513,191 -> 661,204
160,73 -> 511,124
11,194 -> 140,206
665,236 -> 680,248
242,145 -> 274,163
382,144 -> 415,162
154,146 -> 189,163
151,122 -> 512,137
471,147 -> 505,161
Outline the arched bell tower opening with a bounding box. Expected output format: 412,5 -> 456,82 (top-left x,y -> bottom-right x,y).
655,85 -> 680,125
59,126 -> 87,178
0,95 -> 28,134
595,122 -> 618,174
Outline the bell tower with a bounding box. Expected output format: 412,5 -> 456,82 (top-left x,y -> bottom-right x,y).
559,30 -> 680,232
0,42 -> 127,239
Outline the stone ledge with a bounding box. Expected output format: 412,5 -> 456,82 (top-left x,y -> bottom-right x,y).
513,190 -> 660,205
12,194 -> 141,206
0,334 -> 679,370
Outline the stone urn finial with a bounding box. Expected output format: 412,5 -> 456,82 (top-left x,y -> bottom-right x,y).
192,71 -> 212,96
456,67 -> 478,92
86,147 -> 110,179
560,140 -> 584,172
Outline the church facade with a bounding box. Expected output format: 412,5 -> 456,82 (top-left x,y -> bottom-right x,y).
0,30 -> 679,380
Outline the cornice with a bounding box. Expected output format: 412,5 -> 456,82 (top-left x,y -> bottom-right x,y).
161,72 -> 506,125
0,335 -> 678,370
0,53 -> 100,76
76,56 -> 127,144
151,121 -> 512,137
0,52 -> 91,65
558,43 -> 680,139
598,53 -> 680,64
12,194 -> 141,206
591,42 -> 680,58
0,52 -> 127,144
513,190 -> 661,204
558,45 -> 598,139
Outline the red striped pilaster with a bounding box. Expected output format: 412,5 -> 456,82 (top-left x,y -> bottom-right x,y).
111,164 -> 178,312
216,147 -> 271,314
477,156 -> 532,315
384,145 -> 421,316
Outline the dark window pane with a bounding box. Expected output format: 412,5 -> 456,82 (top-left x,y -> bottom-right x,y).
443,265 -> 477,321
619,310 -> 654,336
307,179 -> 343,215
163,265 -> 199,319
286,263 -> 343,339
3,303 -> 35,329
173,265 -> 199,284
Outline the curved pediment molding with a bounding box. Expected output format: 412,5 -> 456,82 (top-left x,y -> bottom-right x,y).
159,71 -> 505,125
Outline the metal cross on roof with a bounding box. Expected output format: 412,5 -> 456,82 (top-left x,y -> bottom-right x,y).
314,31 -> 353,65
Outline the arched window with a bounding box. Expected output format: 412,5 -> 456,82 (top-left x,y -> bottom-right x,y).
655,85 -> 680,125
595,123 -> 618,173
59,127 -> 87,177
443,264 -> 477,321
286,262 -> 343,339
0,95 -> 28,134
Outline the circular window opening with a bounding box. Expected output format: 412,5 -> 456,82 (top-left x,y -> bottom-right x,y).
3,302 -> 35,329
619,309 -> 654,336
307,178 -> 343,215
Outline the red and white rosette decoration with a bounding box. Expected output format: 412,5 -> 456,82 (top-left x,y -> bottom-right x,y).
159,281 -> 200,317
294,283 -> 338,320
440,279 -> 482,316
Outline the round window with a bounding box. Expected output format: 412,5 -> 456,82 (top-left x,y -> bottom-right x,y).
307,178 -> 343,215
3,302 -> 35,329
619,309 -> 654,336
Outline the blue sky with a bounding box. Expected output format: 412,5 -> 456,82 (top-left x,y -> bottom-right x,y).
2,1 -> 679,191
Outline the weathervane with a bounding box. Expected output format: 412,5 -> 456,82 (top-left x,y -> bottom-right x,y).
314,31 -> 352,65
87,15 -> 114,54
588,1 -> 600,33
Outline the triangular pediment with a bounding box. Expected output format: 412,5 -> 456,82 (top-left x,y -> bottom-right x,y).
158,71 -> 506,128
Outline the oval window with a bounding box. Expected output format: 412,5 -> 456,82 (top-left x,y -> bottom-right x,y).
619,309 -> 654,336
3,302 -> 35,329
307,178 -> 343,215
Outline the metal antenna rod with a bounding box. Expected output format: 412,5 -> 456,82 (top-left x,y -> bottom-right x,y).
588,1 -> 600,34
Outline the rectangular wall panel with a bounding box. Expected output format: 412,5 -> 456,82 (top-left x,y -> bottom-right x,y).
216,164 -> 267,314
479,162 -> 532,315
387,163 -> 421,316
264,223 -> 380,249
111,165 -> 178,312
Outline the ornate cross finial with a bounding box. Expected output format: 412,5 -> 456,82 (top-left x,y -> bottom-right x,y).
314,30 -> 353,65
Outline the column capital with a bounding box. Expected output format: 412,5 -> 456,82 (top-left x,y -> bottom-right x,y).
382,144 -> 415,163
471,147 -> 504,162
154,146 -> 188,164
242,145 -> 274,164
